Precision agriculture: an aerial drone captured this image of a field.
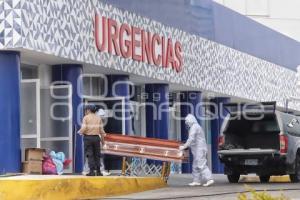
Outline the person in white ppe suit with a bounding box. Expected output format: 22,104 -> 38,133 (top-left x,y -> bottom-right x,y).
179,114 -> 214,187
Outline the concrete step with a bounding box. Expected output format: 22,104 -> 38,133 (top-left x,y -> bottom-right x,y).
0,175 -> 166,200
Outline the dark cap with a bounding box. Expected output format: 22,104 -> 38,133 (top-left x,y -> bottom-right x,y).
84,104 -> 97,113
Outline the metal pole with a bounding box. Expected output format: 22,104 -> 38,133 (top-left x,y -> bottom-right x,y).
121,157 -> 127,176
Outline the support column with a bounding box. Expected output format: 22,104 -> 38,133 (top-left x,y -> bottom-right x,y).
145,84 -> 169,140
180,91 -> 202,173
0,51 -> 21,174
52,64 -> 83,173
145,84 -> 169,165
211,97 -> 230,173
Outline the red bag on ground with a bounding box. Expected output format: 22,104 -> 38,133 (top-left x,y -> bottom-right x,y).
42,156 -> 57,175
63,159 -> 72,169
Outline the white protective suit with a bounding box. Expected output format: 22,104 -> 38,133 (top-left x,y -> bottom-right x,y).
183,114 -> 213,183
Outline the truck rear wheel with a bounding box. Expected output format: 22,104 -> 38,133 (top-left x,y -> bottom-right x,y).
227,174 -> 240,183
290,154 -> 300,183
259,175 -> 270,183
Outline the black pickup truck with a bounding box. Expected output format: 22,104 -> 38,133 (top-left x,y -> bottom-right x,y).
218,102 -> 300,183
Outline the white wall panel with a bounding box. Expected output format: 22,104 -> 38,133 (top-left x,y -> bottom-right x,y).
224,0 -> 246,14
214,0 -> 224,5
269,0 -> 300,19
246,0 -> 269,16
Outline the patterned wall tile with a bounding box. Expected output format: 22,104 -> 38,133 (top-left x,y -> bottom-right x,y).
0,0 -> 22,48
0,0 -> 298,109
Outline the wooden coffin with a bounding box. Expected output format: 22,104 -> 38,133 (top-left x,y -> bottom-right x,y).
102,134 -> 189,163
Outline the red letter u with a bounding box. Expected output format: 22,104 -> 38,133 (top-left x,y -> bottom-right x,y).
95,13 -> 107,52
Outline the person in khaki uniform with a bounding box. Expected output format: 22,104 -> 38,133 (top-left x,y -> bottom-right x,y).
82,109 -> 110,176
79,105 -> 106,176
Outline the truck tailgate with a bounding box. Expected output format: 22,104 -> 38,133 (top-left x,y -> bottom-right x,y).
218,149 -> 278,155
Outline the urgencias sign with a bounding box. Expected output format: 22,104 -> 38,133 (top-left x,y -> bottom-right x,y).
94,13 -> 183,72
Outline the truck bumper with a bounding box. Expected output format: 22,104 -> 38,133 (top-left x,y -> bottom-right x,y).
219,153 -> 287,176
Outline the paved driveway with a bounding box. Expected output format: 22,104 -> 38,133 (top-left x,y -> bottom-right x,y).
104,174 -> 300,200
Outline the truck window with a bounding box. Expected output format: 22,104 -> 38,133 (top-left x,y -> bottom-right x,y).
252,120 -> 279,132
285,117 -> 300,137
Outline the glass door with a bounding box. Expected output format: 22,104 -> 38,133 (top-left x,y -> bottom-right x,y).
169,104 -> 181,141
40,84 -> 73,173
21,79 -> 40,161
130,101 -> 146,137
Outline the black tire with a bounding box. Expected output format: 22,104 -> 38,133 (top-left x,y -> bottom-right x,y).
259,175 -> 270,183
227,174 -> 240,183
290,154 -> 300,183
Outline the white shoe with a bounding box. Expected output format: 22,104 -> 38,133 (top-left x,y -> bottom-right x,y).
203,180 -> 214,187
82,171 -> 89,176
188,182 -> 201,186
102,171 -> 111,176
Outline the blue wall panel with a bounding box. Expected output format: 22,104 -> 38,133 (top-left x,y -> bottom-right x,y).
145,84 -> 169,140
0,51 -> 21,174
211,97 -> 229,173
52,64 -> 84,173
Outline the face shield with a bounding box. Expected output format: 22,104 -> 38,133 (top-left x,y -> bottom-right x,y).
96,109 -> 109,126
185,119 -> 190,130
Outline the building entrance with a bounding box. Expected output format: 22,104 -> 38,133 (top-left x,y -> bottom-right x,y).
21,80 -> 73,172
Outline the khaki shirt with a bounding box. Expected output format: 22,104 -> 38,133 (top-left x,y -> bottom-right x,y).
79,113 -> 105,136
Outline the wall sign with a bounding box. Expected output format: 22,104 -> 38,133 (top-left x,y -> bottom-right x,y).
94,13 -> 183,72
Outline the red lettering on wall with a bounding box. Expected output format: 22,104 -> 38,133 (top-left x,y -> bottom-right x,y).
119,23 -> 132,58
175,41 -> 183,72
95,14 -> 107,52
161,36 -> 166,67
94,13 -> 183,73
152,34 -> 162,66
166,38 -> 176,69
108,18 -> 120,56
131,26 -> 142,61
141,30 -> 153,65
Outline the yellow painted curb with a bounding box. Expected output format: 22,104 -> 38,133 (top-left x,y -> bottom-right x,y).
240,175 -> 290,183
270,175 -> 290,182
0,176 -> 166,200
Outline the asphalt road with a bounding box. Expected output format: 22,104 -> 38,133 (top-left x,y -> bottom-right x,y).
104,174 -> 300,200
